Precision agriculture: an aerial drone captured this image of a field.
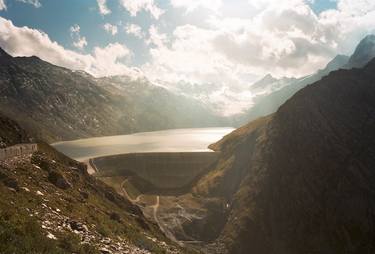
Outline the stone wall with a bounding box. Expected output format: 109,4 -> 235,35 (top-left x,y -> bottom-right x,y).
0,144 -> 38,160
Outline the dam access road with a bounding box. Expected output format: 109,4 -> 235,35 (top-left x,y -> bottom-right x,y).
52,128 -> 234,246
92,151 -> 221,246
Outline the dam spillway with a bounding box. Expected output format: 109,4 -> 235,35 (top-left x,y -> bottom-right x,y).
92,152 -> 219,189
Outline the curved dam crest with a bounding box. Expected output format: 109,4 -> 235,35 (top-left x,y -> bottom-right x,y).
92,152 -> 220,190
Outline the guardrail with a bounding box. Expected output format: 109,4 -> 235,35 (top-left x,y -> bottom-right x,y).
0,143 -> 38,161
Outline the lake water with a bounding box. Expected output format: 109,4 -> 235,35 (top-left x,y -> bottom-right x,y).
52,127 -> 234,161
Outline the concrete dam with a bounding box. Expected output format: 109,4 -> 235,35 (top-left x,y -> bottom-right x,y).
92,152 -> 219,190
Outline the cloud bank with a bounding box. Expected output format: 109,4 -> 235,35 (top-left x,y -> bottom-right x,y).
142,0 -> 375,88
119,0 -> 164,19
1,0 -> 375,93
0,17 -> 140,78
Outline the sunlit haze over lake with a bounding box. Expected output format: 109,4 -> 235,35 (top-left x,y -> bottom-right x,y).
53,128 -> 234,161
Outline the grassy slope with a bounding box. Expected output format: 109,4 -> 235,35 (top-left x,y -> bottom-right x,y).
0,113 -> 194,253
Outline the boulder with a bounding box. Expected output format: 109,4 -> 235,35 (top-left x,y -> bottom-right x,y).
48,170 -> 71,190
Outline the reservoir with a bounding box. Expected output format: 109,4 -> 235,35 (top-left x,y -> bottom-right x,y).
52,127 -> 234,161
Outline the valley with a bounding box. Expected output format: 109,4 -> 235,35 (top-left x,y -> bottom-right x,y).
53,128 -> 233,250
2,3 -> 375,252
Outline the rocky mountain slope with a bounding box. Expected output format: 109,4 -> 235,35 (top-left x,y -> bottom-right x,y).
96,76 -> 228,131
0,115 -> 193,253
249,74 -> 297,95
0,112 -> 31,147
0,48 -> 226,143
345,34 -> 375,69
192,57 -> 375,253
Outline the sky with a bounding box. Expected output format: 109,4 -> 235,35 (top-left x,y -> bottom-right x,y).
0,0 -> 375,90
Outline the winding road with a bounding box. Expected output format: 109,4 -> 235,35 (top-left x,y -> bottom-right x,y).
86,158 -> 99,175
120,179 -> 178,242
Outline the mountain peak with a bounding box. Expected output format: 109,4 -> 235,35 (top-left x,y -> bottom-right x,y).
362,34 -> 375,42
323,54 -> 349,73
261,73 -> 275,82
0,47 -> 11,59
251,74 -> 277,89
345,34 -> 375,69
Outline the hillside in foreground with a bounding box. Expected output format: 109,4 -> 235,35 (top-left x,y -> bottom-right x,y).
0,117 -> 193,254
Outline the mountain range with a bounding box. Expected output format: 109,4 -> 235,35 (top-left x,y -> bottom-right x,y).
0,48 -> 226,142
234,53 -> 351,125
232,35 -> 375,126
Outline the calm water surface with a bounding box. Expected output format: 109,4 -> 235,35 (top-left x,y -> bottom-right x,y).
52,128 -> 234,161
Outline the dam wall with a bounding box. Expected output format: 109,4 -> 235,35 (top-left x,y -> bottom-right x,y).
93,152 -> 219,189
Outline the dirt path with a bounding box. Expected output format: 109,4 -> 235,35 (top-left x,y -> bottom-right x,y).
120,180 -> 179,243
120,179 -> 142,203
85,158 -> 99,175
151,195 -> 179,243
151,195 -> 160,223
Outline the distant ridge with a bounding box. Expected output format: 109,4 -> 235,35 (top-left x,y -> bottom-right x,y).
236,52 -> 350,125
345,34 -> 375,69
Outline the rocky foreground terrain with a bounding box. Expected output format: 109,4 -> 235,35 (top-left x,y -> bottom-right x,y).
0,117 -> 195,253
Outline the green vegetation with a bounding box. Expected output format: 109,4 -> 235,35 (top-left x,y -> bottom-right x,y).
0,203 -> 99,254
0,145 -> 187,253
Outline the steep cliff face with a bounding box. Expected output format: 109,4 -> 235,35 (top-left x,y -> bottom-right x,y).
196,59 -> 375,253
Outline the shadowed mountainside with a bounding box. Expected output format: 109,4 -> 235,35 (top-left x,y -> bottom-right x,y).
193,58 -> 375,253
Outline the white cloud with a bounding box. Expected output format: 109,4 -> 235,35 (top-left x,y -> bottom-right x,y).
119,0 -> 164,19
70,24 -> 88,50
103,23 -> 118,36
16,0 -> 41,8
97,0 -> 111,15
90,43 -> 135,77
337,0 -> 375,15
125,23 -> 143,38
0,17 -> 140,78
147,25 -> 168,47
0,0 -> 6,10
73,37 -> 88,50
170,0 -> 223,13
143,24 -> 245,91
70,24 -> 80,34
144,0 -> 375,89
